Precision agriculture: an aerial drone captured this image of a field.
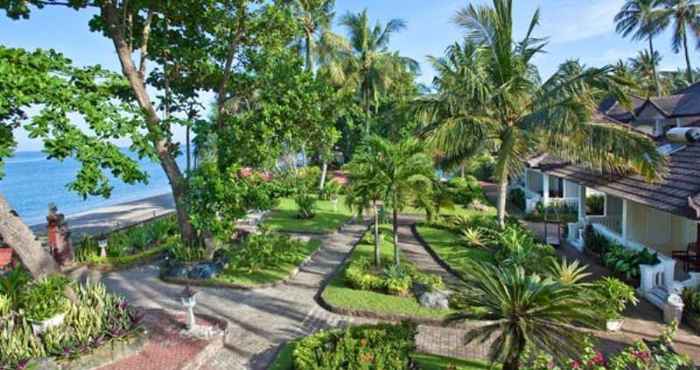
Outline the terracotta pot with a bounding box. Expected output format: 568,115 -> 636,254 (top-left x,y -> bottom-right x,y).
0,248 -> 12,268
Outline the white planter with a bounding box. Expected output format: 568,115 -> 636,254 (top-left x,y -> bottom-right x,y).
31,313 -> 66,335
606,319 -> 624,332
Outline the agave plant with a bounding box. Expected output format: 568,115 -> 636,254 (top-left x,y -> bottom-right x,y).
546,257 -> 592,285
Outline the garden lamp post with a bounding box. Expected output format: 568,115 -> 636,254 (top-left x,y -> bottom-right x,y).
180,285 -> 198,331
98,239 -> 108,258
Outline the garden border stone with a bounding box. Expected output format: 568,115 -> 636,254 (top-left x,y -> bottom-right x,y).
316,223 -> 456,327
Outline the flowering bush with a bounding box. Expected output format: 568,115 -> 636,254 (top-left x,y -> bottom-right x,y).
522,324 -> 690,370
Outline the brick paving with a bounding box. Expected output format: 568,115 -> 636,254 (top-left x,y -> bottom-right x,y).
96,310 -> 222,370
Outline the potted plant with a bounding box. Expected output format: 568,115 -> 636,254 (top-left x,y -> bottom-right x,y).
20,276 -> 72,334
593,277 -> 639,332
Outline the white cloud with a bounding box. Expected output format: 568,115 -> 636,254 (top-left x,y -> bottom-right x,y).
538,0 -> 624,44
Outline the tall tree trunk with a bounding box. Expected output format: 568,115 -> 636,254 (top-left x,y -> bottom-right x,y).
0,194 -> 59,278
496,174 -> 509,229
683,33 -> 694,84
649,37 -> 661,97
305,32 -> 313,72
393,207 -> 399,266
186,125 -> 191,174
101,3 -> 195,246
319,161 -> 328,191
373,201 -> 381,268
460,163 -> 466,178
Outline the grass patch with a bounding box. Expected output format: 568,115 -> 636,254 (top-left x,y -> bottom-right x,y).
321,226 -> 454,320
212,239 -> 322,287
416,205 -> 497,273
264,196 -> 353,234
79,244 -> 169,270
412,353 -> 494,370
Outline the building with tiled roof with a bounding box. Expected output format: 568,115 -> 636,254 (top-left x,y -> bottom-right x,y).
513,84 -> 700,309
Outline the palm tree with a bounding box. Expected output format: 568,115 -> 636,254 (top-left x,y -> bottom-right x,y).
290,0 -> 336,72
345,149 -> 387,268
332,9 -> 419,135
615,0 -> 669,96
630,49 -> 666,95
656,0 -> 700,84
419,0 -> 664,228
359,136 -> 433,266
447,263 -> 598,370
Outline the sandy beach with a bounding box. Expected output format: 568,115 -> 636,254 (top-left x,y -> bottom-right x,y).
30,192 -> 175,237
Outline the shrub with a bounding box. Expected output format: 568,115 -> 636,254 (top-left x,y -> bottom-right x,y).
76,215 -> 179,263
292,322 -> 417,369
682,287 -> 700,314
224,230 -> 311,275
344,258 -> 444,297
586,195 -> 605,216
509,188 -> 526,212
447,176 -> 484,206
592,277 -> 638,321
166,236 -> 207,263
319,179 -> 343,201
0,282 -> 141,369
0,294 -> 10,318
294,193 -> 317,219
583,226 -> 610,255
19,275 -> 72,322
600,243 -> 659,281
0,267 -> 31,306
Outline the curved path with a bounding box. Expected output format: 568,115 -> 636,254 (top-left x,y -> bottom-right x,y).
100,218 -> 481,370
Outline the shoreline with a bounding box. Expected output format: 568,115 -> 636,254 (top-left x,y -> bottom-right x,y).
30,192 -> 175,237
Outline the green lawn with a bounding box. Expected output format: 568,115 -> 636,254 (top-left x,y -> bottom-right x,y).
416,206 -> 497,273
263,197 -> 354,234
268,341 -> 492,370
321,226 -> 454,320
211,239 -> 322,287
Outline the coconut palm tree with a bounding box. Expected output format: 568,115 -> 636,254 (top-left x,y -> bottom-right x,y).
358,136 -> 433,266
615,0 -> 669,96
656,0 -> 700,84
447,263 -> 598,370
630,49 -> 666,95
289,0 -> 336,72
331,9 -> 419,135
418,0 -> 664,228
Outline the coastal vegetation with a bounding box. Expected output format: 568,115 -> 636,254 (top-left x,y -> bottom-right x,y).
1,0 -> 700,369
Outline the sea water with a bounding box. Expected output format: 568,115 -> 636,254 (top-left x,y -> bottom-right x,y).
0,150 -> 187,225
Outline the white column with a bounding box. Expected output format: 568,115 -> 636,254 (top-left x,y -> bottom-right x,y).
542,173 -> 550,207
578,185 -> 587,223
622,199 -> 629,243
523,168 -> 529,191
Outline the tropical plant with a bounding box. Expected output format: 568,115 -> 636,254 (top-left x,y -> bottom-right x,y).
294,193 -> 317,219
546,258 -> 592,285
292,322 -> 417,369
420,0 -> 664,228
447,263 -> 598,370
629,49 -> 665,96
358,136 -> 434,266
592,277 -> 639,321
615,0 -> 670,96
19,275 -> 72,322
655,0 -> 700,84
329,9 -> 419,135
0,267 -> 30,305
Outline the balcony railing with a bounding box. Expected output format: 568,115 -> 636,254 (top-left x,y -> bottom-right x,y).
589,215 -> 623,236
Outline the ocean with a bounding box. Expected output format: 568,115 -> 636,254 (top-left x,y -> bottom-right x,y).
0,150 -> 186,226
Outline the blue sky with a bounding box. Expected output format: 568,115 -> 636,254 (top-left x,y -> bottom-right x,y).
1,0 -> 695,150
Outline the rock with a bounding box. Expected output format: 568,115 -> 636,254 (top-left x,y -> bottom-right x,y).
412,283 -> 430,297
418,291 -> 450,310
188,263 -> 218,280
469,199 -> 491,212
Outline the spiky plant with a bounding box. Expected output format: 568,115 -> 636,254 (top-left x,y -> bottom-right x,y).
447,263 -> 599,370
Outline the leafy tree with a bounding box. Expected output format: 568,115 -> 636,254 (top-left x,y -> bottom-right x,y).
328,9 -> 419,136
448,263 -> 598,370
656,0 -> 700,84
615,0 -> 669,96
0,47 -> 149,277
2,0 -> 301,249
419,0 -> 664,228
360,136 -> 433,266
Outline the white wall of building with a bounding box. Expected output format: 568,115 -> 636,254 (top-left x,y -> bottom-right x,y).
626,201 -> 697,255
